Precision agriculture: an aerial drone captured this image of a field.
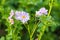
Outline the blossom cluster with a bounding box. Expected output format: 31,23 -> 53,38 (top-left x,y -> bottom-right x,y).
8,10 -> 30,24
8,10 -> 14,24
36,7 -> 48,17
8,7 -> 48,24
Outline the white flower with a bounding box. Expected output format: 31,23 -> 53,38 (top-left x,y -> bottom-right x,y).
36,7 -> 48,17
15,11 -> 30,24
8,10 -> 14,24
10,19 -> 14,24
8,10 -> 14,19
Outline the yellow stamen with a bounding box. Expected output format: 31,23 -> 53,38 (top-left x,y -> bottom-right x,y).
22,16 -> 26,19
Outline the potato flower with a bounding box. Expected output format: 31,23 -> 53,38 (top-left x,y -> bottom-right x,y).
15,11 -> 30,24
8,10 -> 14,24
36,7 -> 48,17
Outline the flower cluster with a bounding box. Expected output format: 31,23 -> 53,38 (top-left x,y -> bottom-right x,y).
8,10 -> 30,24
36,7 -> 48,17
8,7 -> 48,24
8,10 -> 14,24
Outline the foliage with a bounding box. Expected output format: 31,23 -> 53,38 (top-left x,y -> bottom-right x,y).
0,0 -> 60,40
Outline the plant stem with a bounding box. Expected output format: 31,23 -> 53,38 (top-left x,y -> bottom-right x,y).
28,24 -> 30,35
27,24 -> 32,40
30,17 -> 40,40
30,24 -> 37,38
24,24 -> 31,40
48,0 -> 53,16
38,25 -> 47,40
12,28 -> 17,40
30,35 -> 32,40
38,0 -> 53,40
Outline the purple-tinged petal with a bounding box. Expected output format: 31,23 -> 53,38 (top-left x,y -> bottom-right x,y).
15,11 -> 30,24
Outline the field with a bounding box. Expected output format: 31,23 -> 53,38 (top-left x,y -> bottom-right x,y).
0,0 -> 60,40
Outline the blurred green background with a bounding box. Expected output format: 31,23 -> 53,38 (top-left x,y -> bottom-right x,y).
0,0 -> 60,40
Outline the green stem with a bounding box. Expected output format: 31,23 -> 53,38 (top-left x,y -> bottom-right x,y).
27,24 -> 31,40
38,25 -> 47,40
30,36 -> 32,40
30,24 -> 37,38
48,5 -> 52,16
30,17 -> 40,40
48,0 -> 53,16
24,24 -> 31,40
28,24 -> 30,35
38,0 -> 53,40
12,27 -> 17,40
24,24 -> 30,34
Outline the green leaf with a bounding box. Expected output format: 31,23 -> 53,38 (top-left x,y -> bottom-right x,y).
0,37 -> 5,40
